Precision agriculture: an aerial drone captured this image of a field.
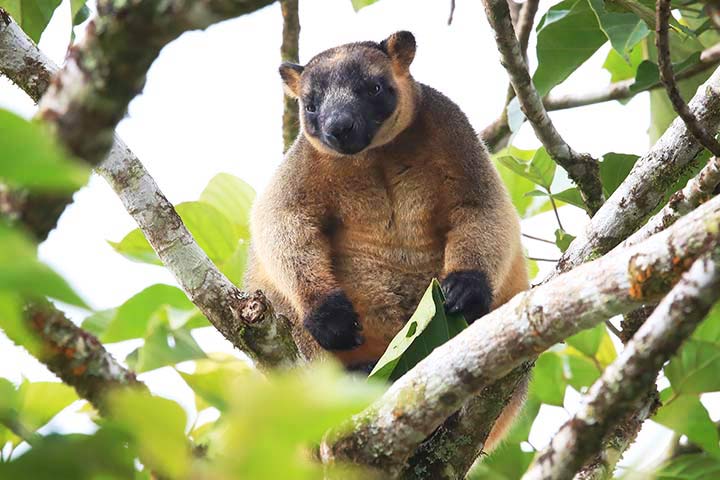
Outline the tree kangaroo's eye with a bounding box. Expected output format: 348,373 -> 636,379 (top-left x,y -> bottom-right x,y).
370,83 -> 382,96
305,103 -> 317,113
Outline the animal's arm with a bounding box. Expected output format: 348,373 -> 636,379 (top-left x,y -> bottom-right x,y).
250,194 -> 363,350
440,172 -> 519,322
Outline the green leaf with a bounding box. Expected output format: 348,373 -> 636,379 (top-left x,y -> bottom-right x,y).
69,0 -> 87,25
494,147 -> 550,217
654,388 -> 720,458
350,0 -> 378,11
692,302 -> 720,344
17,381 -> 78,432
179,355 -> 253,411
0,223 -> 87,307
603,45 -> 644,83
665,340 -> 720,394
533,0 -> 607,97
553,187 -> 585,209
107,390 -> 190,478
587,0 -> 649,59
0,291 -> 42,354
220,239 -> 249,287
563,348 -> 601,390
0,0 -> 63,42
82,284 -> 207,343
125,314 -> 206,373
655,454 -> 720,479
0,430 -> 136,479
566,322 -> 604,356
199,173 -> 256,239
529,352 -> 566,406
630,53 -> 702,94
497,147 -> 556,190
110,201 -> 239,266
599,152 -> 638,196
0,109 -> 90,192
554,229 -> 575,253
368,279 -> 468,382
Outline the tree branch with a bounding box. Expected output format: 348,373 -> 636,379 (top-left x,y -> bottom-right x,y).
480,0 -> 604,214
280,0 -> 299,151
24,302 -> 146,414
482,43 -> 720,153
621,156 -> 720,249
321,194 -> 720,476
0,8 -> 302,369
523,249 -> 720,480
657,0 -> 720,157
553,65 -> 720,276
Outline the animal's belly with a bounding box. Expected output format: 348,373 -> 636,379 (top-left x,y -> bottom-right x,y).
332,233 -> 444,340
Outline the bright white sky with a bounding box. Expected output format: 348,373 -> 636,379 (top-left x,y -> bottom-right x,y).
0,0 -> 698,475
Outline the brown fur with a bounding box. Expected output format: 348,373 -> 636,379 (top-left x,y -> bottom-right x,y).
246,33 -> 529,446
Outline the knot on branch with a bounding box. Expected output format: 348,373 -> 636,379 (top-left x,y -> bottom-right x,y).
236,290 -> 270,325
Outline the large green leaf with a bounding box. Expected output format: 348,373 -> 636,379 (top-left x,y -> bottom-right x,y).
110,201 -> 239,266
497,147 -> 556,190
125,311 -> 206,373
665,340 -> 720,394
494,147 -> 552,217
599,152 -> 638,196
603,44 -> 644,83
587,0 -> 649,59
0,223 -> 87,307
0,109 -> 89,192
529,352 -> 566,406
533,0 -> 607,97
199,173 -> 255,239
107,390 -> 190,478
179,355 -> 253,411
0,430 -> 136,479
654,388 -> 720,458
655,454 -> 720,479
0,0 -> 63,42
0,291 -> 41,354
368,279 -> 468,382
82,284 -> 207,343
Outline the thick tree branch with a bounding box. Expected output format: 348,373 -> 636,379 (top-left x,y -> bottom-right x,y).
321,194 -> 720,476
280,0 -> 299,151
400,364 -> 531,480
0,9 -> 301,369
657,0 -> 720,157
554,66 -> 720,276
621,156 -> 720,249
482,43 -> 720,153
480,0 -> 604,213
523,250 -> 720,480
24,302 -> 146,415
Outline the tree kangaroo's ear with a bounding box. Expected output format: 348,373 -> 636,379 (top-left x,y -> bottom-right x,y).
279,62 -> 304,98
380,31 -> 416,76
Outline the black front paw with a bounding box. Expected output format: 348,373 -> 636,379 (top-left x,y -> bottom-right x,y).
441,270 -> 493,324
303,290 -> 364,351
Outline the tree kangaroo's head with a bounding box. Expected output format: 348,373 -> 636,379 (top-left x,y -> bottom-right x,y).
279,31 -> 418,156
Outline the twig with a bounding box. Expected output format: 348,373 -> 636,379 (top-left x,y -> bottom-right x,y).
604,320 -> 621,339
552,65 -> 720,277
280,0 -> 300,151
447,0 -> 456,25
523,250 -> 720,480
320,194 -> 720,476
657,0 -> 720,157
527,256 -> 559,262
480,0 -> 604,214
523,233 -> 556,244
0,10 -> 302,369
